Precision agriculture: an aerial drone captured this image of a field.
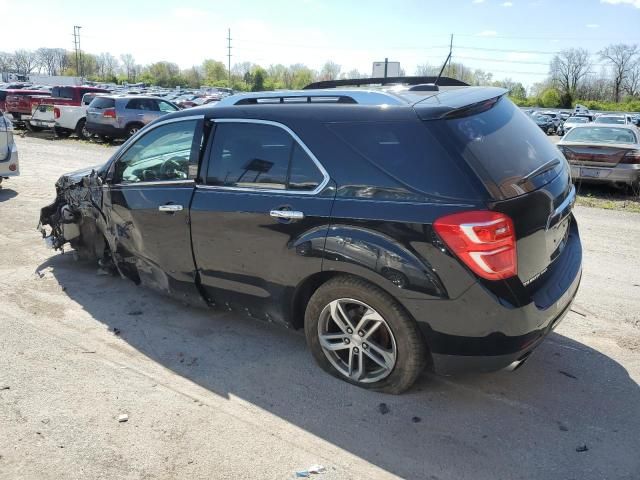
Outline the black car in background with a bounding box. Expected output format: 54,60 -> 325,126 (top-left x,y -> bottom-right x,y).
39,78 -> 582,393
533,113 -> 555,135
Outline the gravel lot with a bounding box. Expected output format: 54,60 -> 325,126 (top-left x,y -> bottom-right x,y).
1,134 -> 639,480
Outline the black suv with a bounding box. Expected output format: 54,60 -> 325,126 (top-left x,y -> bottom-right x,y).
40,77 -> 582,394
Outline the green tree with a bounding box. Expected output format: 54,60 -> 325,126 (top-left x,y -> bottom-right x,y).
202,59 -> 227,85
251,67 -> 266,91
539,88 -> 562,108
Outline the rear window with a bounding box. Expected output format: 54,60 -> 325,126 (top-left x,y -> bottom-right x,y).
52,87 -> 74,99
90,97 -> 115,109
437,97 -> 563,199
567,117 -> 588,123
594,116 -> 625,124
564,127 -> 637,144
327,121 -> 478,200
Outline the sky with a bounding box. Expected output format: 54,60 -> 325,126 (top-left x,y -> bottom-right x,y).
1,0 -> 639,87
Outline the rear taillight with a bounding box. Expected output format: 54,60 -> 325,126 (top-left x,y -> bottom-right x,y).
620,150 -> 640,165
103,108 -> 116,118
53,107 -> 60,119
433,211 -> 517,281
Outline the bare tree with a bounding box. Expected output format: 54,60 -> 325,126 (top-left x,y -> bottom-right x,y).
415,63 -> 438,76
36,48 -> 59,75
319,61 -> 340,81
52,49 -> 69,76
549,48 -> 590,100
12,49 -> 38,75
599,43 -> 639,102
0,52 -> 13,72
623,59 -> 640,98
120,53 -> 136,82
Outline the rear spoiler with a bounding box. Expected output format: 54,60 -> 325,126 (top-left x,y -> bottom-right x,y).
413,87 -> 508,120
304,76 -> 469,89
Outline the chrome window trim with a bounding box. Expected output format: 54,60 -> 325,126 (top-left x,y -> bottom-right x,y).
201,118 -> 330,196
107,114 -> 204,186
108,179 -> 195,188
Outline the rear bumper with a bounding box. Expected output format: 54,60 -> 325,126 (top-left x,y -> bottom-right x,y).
570,164 -> 640,186
30,118 -> 55,129
85,121 -> 125,138
404,220 -> 582,375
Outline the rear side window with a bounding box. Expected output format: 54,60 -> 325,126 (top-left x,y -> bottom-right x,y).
438,97 -> 563,199
126,98 -> 158,111
52,87 -> 74,99
90,97 -> 115,109
207,122 -> 323,191
327,121 -> 477,200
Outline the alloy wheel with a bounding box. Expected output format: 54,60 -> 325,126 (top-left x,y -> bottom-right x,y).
317,298 -> 397,383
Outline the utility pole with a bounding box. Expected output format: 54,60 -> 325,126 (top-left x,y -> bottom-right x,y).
448,33 -> 454,78
73,26 -> 82,77
227,28 -> 232,88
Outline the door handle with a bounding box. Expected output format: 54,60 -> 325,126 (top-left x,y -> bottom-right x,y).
270,209 -> 304,220
159,204 -> 183,212
137,114 -> 145,116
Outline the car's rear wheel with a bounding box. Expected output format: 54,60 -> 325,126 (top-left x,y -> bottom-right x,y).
75,119 -> 90,140
304,276 -> 427,394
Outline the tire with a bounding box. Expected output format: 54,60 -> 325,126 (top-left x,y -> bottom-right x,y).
304,275 -> 427,394
53,126 -> 71,138
75,118 -> 90,140
126,123 -> 143,138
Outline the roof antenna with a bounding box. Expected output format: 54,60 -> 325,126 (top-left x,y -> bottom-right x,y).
434,34 -> 454,86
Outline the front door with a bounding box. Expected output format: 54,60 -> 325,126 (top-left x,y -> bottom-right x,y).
104,116 -> 204,303
190,119 -> 334,325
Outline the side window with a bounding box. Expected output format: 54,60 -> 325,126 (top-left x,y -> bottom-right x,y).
112,120 -> 199,184
206,122 -> 324,191
207,123 -> 291,190
125,99 -> 142,110
288,143 -> 324,191
158,101 -> 178,113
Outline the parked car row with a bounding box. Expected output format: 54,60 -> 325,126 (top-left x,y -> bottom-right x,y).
0,82 -> 234,140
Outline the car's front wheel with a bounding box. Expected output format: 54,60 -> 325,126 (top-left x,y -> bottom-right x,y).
304,276 -> 427,394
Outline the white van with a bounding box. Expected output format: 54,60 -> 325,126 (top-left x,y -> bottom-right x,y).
0,112 -> 19,187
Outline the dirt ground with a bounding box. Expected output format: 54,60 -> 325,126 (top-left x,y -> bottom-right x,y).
1,133 -> 639,480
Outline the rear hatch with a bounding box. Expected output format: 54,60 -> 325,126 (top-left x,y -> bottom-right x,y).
86,97 -> 116,126
416,91 -> 576,294
561,144 -> 636,167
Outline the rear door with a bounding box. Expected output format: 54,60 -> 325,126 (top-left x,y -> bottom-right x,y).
190,119 -> 333,324
0,115 -> 9,162
103,115 -> 204,301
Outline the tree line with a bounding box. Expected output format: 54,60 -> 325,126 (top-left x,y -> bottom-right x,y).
1,43 -> 638,110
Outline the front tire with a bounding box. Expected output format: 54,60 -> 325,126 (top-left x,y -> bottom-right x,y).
304,276 -> 427,394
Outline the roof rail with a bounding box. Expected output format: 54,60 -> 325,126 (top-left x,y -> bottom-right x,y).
304,76 -> 469,90
215,89 -> 408,107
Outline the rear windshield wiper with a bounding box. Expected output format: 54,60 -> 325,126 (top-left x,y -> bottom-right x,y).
517,158 -> 561,185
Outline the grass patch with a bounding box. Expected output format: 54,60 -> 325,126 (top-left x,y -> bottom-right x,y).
575,184 -> 640,213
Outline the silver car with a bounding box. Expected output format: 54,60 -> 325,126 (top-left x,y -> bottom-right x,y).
85,95 -> 180,140
0,112 -> 19,188
557,124 -> 640,189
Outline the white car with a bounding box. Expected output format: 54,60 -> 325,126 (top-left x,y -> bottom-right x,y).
593,115 -> 628,125
0,112 -> 19,187
558,116 -> 590,136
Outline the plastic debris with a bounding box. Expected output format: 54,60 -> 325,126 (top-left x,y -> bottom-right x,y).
295,465 -> 326,477
378,403 -> 390,414
576,444 -> 588,452
118,414 -> 129,423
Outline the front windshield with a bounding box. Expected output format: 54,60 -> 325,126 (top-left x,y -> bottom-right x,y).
563,126 -> 637,144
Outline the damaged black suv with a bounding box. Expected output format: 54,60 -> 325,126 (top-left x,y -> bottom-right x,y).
40,77 -> 582,394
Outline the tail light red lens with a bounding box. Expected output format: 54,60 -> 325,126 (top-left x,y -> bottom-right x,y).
620,150 -> 640,165
433,211 -> 517,281
53,107 -> 60,119
103,108 -> 116,118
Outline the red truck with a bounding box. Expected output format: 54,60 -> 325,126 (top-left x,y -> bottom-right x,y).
1,88 -> 50,116
6,85 -> 109,129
